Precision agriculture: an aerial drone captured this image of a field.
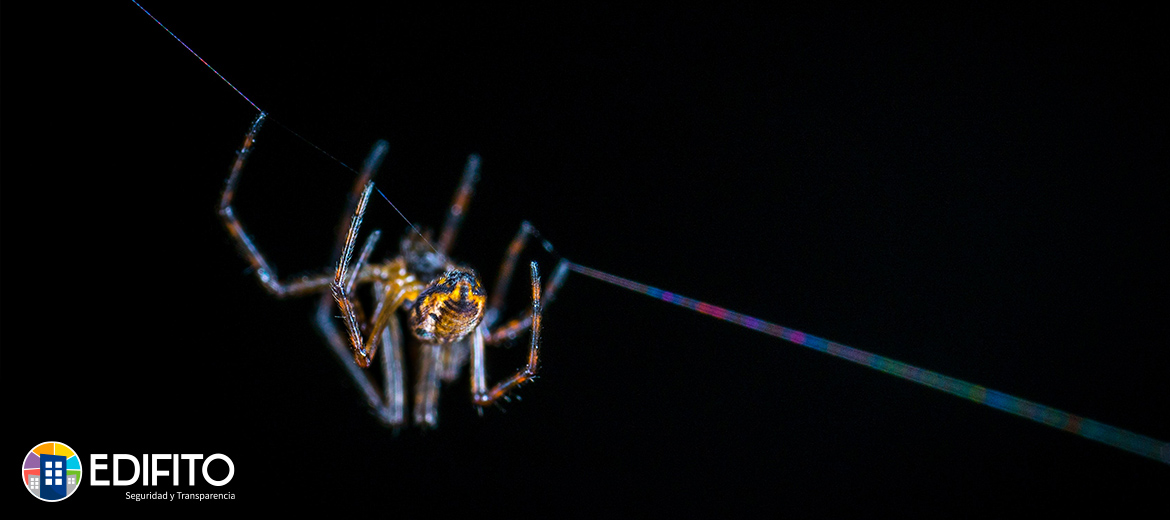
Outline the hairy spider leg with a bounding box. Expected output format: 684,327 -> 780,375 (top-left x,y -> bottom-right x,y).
415,342 -> 444,426
436,154 -> 481,254
484,221 -> 571,344
439,337 -> 471,382
325,143 -> 393,338
218,112 -> 336,297
315,301 -> 408,427
332,181 -> 427,368
311,140 -> 407,426
379,313 -> 408,425
484,221 -> 535,327
218,114 -> 407,425
472,262 -> 544,407
314,255 -> 411,426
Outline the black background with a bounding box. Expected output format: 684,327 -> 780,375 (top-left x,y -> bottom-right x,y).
4,3 -> 1167,514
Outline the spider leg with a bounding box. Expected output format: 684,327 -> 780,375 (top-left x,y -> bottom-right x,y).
314,301 -> 385,422
315,140 -> 390,344
331,182 -> 377,362
485,258 -> 569,346
440,338 -> 471,382
337,228 -> 383,338
414,343 -> 443,428
332,182 -> 421,367
218,112 -> 334,297
331,141 -> 390,260
380,312 -> 407,426
435,154 -> 481,254
302,140 -> 406,424
313,297 -> 405,427
472,262 -> 544,406
313,263 -> 409,428
484,221 -> 564,328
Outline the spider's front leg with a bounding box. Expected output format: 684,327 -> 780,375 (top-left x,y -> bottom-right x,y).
218,112 -> 334,297
331,181 -> 421,368
309,140 -> 408,425
471,262 -> 544,406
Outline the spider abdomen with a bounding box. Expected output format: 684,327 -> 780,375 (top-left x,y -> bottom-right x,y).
409,268 -> 486,343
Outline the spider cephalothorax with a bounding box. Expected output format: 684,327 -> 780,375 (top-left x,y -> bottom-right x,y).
219,112 -> 568,428
400,229 -> 447,277
410,268 -> 487,343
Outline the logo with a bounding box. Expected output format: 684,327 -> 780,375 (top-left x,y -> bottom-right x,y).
22,441 -> 83,502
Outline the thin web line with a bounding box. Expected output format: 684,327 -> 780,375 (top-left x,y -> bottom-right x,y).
267,121 -> 436,252
566,261 -> 1170,466
131,0 -> 437,254
131,0 -> 260,112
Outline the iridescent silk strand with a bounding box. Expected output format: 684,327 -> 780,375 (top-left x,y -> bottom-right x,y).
567,262 -> 1169,465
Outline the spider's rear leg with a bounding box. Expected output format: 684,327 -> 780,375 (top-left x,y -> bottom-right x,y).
325,140 -> 390,264
415,342 -> 443,427
472,262 -> 545,407
314,297 -> 407,427
436,154 -> 481,254
484,221 -> 570,343
379,313 -> 408,426
412,338 -> 471,428
440,339 -> 471,382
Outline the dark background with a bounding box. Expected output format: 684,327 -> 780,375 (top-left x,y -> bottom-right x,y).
4,3 -> 1167,514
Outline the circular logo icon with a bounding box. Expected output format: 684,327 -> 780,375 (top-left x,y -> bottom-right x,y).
22,441 -> 82,502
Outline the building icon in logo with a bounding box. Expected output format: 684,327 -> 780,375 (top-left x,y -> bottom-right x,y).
22,442 -> 82,502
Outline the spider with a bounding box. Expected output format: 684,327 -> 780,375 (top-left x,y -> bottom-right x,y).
218,112 -> 569,428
